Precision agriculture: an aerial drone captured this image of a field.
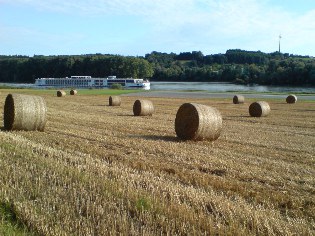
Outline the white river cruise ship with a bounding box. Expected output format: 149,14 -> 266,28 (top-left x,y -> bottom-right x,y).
35,76 -> 150,90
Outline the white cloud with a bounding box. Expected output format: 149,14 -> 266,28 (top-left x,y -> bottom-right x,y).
1,0 -> 315,55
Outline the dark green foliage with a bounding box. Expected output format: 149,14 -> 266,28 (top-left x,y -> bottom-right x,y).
136,197 -> 150,211
110,83 -> 123,90
0,54 -> 153,83
0,201 -> 18,223
0,200 -> 36,235
145,50 -> 315,85
225,49 -> 268,65
1,50 -> 315,86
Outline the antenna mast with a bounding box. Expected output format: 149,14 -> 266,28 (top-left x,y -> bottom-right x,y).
279,34 -> 282,53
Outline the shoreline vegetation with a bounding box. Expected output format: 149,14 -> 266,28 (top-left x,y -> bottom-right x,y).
0,88 -> 314,235
0,88 -> 140,96
1,49 -> 315,87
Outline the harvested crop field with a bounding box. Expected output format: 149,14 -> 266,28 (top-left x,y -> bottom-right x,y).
0,90 -> 314,235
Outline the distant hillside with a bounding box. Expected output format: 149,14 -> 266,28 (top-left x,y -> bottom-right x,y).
1,49 -> 315,86
145,50 -> 315,86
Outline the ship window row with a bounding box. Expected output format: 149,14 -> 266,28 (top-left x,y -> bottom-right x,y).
108,79 -> 134,83
46,80 -> 90,85
108,82 -> 125,85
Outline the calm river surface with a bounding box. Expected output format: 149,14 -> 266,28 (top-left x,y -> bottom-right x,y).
1,81 -> 314,93
150,81 -> 315,93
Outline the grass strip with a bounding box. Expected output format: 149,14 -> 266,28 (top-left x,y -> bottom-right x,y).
0,201 -> 36,236
0,88 -> 144,96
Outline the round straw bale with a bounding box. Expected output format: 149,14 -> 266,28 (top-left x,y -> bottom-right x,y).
286,94 -> 297,104
249,101 -> 270,117
57,90 -> 66,97
233,94 -> 245,104
70,89 -> 77,95
133,99 -> 154,116
4,93 -> 47,131
175,103 -> 222,141
109,96 -> 121,106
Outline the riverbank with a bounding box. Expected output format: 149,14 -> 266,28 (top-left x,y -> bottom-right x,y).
1,86 -> 314,101
123,90 -> 315,101
2,81 -> 315,94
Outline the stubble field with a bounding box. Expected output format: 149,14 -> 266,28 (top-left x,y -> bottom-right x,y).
0,89 -> 314,235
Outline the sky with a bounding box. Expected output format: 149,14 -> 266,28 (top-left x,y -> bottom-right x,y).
1,0 -> 315,57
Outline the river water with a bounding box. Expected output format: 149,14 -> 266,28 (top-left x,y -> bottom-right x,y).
150,82 -> 315,93
1,81 -> 314,93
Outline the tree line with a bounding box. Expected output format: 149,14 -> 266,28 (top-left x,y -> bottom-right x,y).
1,49 -> 315,86
145,50 -> 315,86
0,54 -> 153,83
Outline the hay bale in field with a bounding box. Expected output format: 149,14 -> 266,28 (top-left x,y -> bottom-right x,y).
57,90 -> 66,97
286,94 -> 297,104
133,99 -> 154,116
109,96 -> 121,106
3,93 -> 47,131
70,89 -> 77,95
233,94 -> 245,104
175,103 -> 222,141
249,101 -> 270,117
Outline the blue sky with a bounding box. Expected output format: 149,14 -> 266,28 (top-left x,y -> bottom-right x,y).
1,0 -> 315,56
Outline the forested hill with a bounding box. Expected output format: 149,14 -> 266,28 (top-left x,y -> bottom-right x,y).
1,49 -> 315,86
145,50 -> 315,86
0,54 -> 153,84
